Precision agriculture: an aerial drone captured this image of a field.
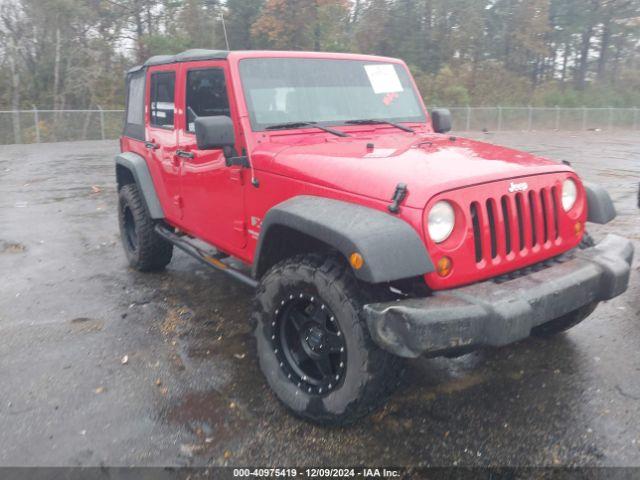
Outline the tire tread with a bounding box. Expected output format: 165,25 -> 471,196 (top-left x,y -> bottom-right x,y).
253,253 -> 404,425
118,184 -> 173,271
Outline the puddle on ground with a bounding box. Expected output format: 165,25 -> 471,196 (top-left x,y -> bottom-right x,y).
163,389 -> 249,456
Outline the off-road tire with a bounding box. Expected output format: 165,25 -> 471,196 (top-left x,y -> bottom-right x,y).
252,254 -> 404,425
118,183 -> 173,271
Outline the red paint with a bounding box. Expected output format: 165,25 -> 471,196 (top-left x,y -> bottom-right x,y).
121,51 -> 587,290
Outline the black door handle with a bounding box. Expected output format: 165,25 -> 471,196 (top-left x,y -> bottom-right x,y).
144,141 -> 159,150
176,149 -> 195,159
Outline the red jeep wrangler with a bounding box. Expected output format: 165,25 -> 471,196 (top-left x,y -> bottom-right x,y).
116,49 -> 633,424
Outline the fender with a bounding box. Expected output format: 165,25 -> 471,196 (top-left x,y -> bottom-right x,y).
253,196 -> 434,283
115,152 -> 164,219
584,182 -> 616,224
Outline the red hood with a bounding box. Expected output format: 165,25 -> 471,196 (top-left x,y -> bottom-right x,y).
252,133 -> 574,209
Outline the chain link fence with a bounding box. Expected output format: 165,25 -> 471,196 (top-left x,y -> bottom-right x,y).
442,106 -> 640,133
1,106 -> 639,145
0,108 -> 124,145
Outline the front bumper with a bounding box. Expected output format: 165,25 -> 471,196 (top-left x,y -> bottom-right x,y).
364,234 -> 634,358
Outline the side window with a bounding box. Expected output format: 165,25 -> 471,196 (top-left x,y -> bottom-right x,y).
150,71 -> 176,129
186,68 -> 230,132
126,73 -> 145,125
124,69 -> 145,140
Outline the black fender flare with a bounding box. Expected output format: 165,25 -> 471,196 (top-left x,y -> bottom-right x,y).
584,182 -> 616,224
253,196 -> 434,283
115,152 -> 164,219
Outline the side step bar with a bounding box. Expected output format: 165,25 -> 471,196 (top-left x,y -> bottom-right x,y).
155,225 -> 258,289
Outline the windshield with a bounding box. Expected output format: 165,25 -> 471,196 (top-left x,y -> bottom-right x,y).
239,58 -> 426,131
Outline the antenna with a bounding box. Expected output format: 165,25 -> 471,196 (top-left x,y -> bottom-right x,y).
220,13 -> 230,50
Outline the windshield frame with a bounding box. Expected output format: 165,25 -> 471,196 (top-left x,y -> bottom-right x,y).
237,56 -> 427,132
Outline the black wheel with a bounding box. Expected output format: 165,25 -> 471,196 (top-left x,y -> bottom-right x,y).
276,293 -> 347,394
531,301 -> 598,337
253,254 -> 404,425
118,183 -> 173,271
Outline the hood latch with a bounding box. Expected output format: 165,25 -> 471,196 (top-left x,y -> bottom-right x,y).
388,183 -> 408,214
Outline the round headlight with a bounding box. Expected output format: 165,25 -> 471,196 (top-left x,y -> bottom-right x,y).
562,179 -> 577,211
428,201 -> 455,243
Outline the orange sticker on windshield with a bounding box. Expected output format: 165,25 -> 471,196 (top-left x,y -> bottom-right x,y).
383,92 -> 399,106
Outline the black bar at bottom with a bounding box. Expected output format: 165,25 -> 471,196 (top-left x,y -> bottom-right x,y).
155,224 -> 258,289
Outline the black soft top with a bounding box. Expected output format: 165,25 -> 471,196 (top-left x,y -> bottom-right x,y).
127,49 -> 229,74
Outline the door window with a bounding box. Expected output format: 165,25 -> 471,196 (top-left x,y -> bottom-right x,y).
186,68 -> 230,132
150,71 -> 176,129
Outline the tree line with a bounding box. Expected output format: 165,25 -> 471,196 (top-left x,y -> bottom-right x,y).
1,0 -> 639,111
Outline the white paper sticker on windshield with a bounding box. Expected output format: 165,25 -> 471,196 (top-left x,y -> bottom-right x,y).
364,64 -> 404,94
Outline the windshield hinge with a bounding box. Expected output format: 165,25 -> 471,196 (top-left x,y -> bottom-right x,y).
388,183 -> 408,214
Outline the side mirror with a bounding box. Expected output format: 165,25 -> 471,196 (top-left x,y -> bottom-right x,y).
194,115 -> 235,150
431,109 -> 452,134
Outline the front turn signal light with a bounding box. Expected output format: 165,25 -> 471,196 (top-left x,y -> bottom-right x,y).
349,252 -> 364,270
436,256 -> 452,277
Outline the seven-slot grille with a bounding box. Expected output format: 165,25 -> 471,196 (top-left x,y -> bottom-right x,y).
470,186 -> 561,264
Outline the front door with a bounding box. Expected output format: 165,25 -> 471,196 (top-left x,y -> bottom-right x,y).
176,64 -> 246,252
146,67 -> 181,221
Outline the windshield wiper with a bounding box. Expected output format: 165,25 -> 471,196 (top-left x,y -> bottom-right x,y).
265,121 -> 349,137
344,119 -> 415,133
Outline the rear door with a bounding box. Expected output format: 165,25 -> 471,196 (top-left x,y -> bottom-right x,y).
176,62 -> 246,252
146,66 -> 182,221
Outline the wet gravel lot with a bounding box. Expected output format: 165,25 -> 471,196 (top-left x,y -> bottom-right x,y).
0,131 -> 638,467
